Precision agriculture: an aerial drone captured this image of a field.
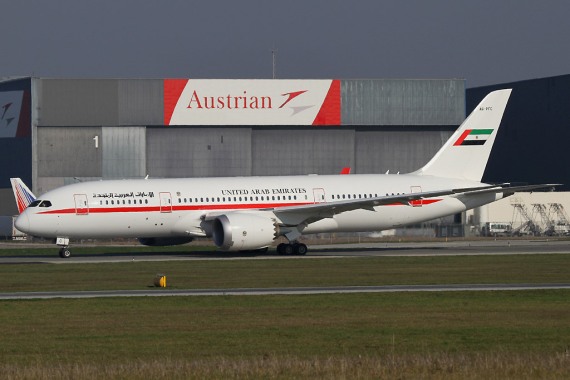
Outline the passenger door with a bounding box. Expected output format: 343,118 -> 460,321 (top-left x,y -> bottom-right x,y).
74,194 -> 89,215
410,186 -> 422,207
313,188 -> 326,204
160,192 -> 172,213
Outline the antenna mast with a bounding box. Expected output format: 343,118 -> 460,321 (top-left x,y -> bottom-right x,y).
271,45 -> 277,79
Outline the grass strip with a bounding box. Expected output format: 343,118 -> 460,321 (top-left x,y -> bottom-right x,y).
0,254 -> 569,292
1,290 -> 569,379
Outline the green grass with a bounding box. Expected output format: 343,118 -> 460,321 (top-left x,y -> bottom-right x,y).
1,250 -> 569,378
1,291 -> 569,379
0,253 -> 569,292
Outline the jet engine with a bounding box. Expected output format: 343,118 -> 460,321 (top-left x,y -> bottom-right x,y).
137,237 -> 194,246
212,213 -> 279,251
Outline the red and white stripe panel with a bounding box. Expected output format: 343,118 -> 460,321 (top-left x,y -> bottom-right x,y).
164,79 -> 340,126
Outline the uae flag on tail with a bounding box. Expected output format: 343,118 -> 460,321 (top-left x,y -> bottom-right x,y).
453,129 -> 493,146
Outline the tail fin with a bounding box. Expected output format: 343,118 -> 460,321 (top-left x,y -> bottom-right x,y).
10,178 -> 36,214
415,89 -> 512,181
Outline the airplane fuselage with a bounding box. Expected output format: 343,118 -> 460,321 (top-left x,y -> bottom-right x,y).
16,174 -> 500,240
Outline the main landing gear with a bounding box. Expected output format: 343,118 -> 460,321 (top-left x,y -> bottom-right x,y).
276,242 -> 308,256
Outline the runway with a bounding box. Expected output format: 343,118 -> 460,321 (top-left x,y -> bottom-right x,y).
1,239 -> 570,264
1,283 -> 569,300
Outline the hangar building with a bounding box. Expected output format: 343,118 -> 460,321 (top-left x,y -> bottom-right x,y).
2,75 -> 568,237
0,78 -> 464,217
466,74 -> 570,233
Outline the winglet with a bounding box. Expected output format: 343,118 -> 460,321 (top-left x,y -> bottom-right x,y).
10,178 -> 36,214
340,167 -> 351,175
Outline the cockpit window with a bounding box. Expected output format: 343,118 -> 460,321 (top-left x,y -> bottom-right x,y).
28,200 -> 52,208
28,200 -> 42,207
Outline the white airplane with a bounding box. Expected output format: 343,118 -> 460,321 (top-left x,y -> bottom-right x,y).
11,89 -> 556,258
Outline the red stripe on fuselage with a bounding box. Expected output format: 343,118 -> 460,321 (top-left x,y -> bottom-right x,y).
37,199 -> 443,216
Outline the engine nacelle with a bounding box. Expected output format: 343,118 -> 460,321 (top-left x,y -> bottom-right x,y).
212,213 -> 278,251
137,237 -> 194,247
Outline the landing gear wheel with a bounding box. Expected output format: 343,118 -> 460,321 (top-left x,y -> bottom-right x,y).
294,243 -> 308,256
277,243 -> 288,255
283,244 -> 294,255
59,248 -> 72,258
277,243 -> 308,255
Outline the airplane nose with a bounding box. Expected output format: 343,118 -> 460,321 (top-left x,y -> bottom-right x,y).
15,213 -> 30,234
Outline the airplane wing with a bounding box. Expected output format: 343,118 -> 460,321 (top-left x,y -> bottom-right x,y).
270,183 -> 559,226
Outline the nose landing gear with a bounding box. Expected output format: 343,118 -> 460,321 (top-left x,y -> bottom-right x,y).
56,237 -> 72,258
59,247 -> 72,258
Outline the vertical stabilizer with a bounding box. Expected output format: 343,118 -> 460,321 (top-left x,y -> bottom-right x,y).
416,89 -> 512,181
10,178 -> 36,214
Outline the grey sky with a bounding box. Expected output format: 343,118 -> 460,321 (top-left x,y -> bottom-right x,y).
1,0 -> 569,87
